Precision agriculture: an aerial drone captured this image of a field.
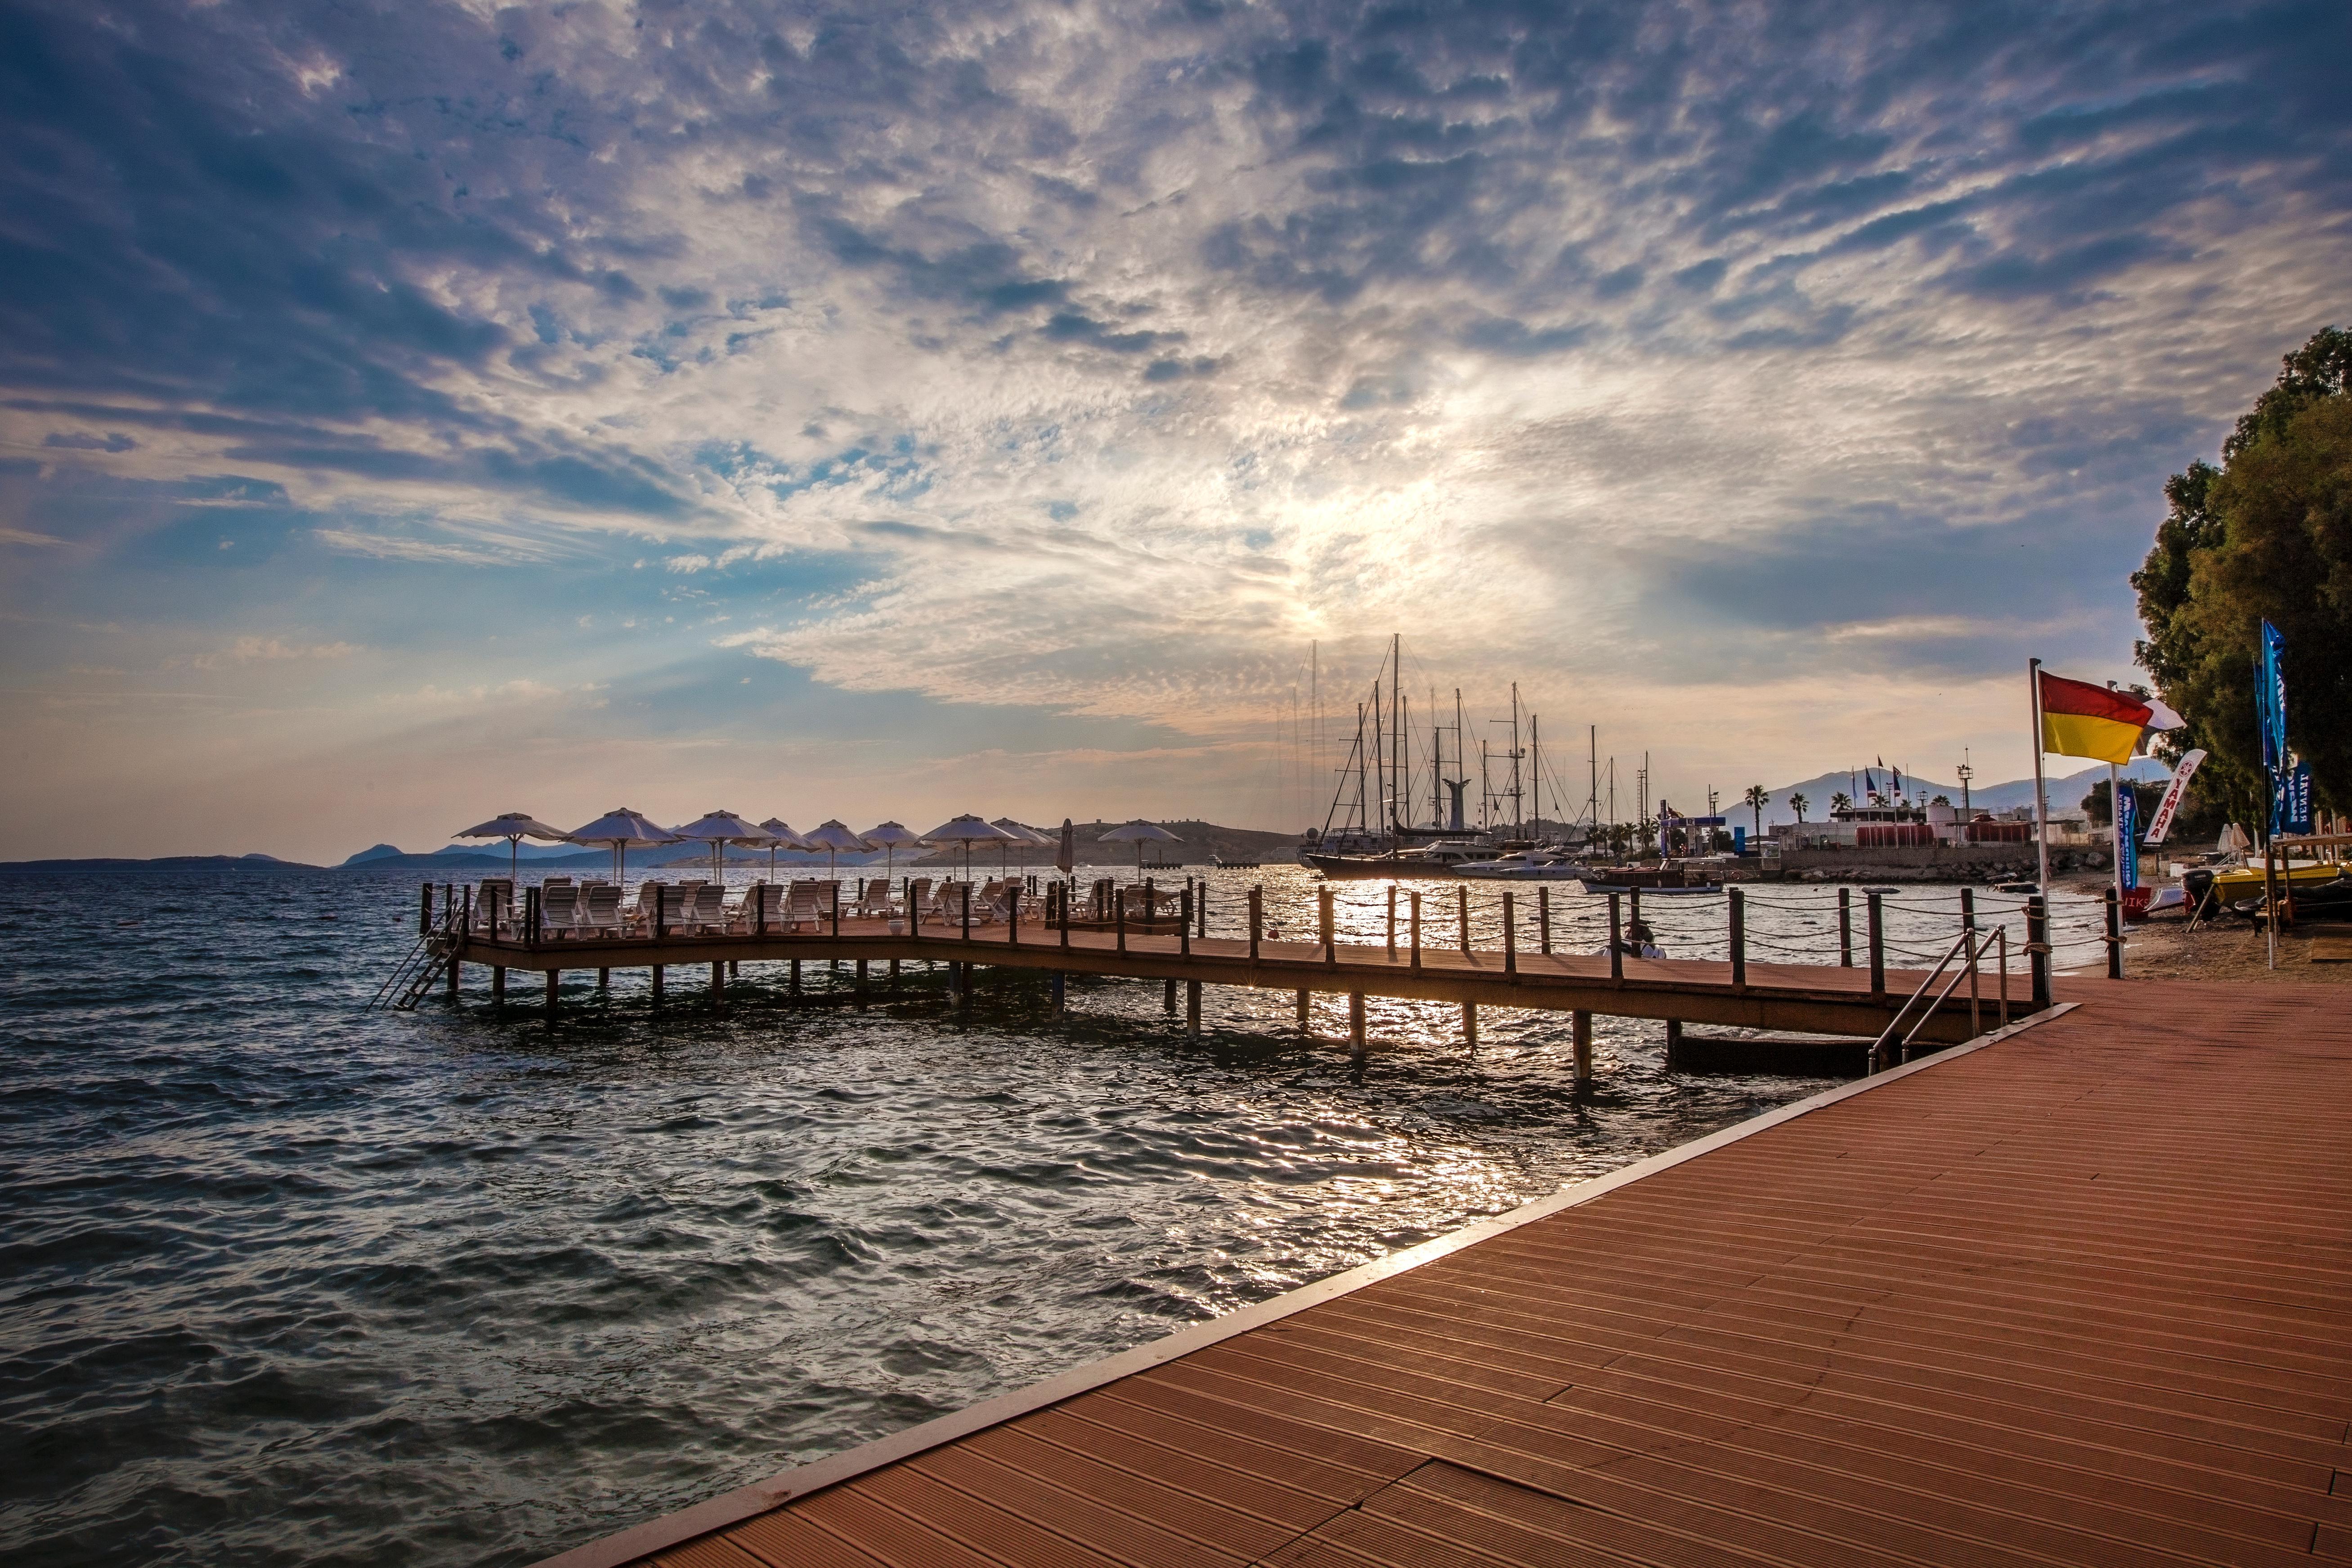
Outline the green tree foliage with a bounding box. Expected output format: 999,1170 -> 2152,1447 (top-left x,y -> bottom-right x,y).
2080,779 -> 2166,828
2134,327 -> 2352,813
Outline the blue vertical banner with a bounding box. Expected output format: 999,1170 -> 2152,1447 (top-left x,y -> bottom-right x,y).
2257,619 -> 2289,832
2115,782 -> 2139,892
2274,761 -> 2314,836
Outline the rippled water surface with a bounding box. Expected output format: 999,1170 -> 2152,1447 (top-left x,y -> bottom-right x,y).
0,866 -> 2084,1566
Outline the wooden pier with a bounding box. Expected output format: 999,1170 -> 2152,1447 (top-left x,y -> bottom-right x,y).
442,904 -> 2026,1052
540,977 -> 2352,1568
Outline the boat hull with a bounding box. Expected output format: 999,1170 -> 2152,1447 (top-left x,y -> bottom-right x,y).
1301,853 -> 1459,880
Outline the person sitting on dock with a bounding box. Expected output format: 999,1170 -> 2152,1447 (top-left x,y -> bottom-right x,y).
1600,919 -> 1666,959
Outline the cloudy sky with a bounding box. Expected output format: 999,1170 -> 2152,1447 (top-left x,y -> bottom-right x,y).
2,0 -> 2345,861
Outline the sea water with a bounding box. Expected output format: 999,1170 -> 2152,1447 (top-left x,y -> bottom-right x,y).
0,866 -> 2083,1565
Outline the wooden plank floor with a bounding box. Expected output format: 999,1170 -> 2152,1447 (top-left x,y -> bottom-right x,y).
551,980 -> 2352,1568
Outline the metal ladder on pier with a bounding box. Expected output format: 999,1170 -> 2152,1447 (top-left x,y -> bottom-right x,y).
369,903 -> 460,1012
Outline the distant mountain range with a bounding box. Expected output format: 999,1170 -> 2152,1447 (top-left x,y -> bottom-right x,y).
0,853 -> 317,873
1723,760 -> 2173,829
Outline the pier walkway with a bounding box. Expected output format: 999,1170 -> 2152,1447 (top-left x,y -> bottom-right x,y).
449,915 -> 2021,1047
542,978 -> 2352,1568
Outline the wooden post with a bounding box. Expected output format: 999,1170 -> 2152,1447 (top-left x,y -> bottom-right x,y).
1320,887 -> 1335,965
1409,892 -> 1421,969
419,883 -> 433,936
890,957 -> 900,988
1009,887 -> 1020,945
1502,891 -> 1516,975
2103,887 -> 2122,980
1386,887 -> 1396,957
1295,989 -> 1310,1030
1538,887 -> 1551,955
545,968 -> 558,1023
1456,884 -> 1469,952
1962,887 -> 1979,1035
962,883 -> 972,941
1629,886 -> 1641,932
1608,893 -> 1623,982
2028,894 -> 2051,1008
1728,887 -> 1746,990
710,960 -> 723,1010
788,958 -> 800,995
524,886 -> 540,951
493,966 -> 506,1011
1197,879 -> 1207,938
1839,887 -> 1853,967
1164,976 -> 1178,1012
1462,1001 -> 1478,1051
1349,992 -> 1366,1063
1665,1017 -> 1683,1070
447,951 -> 461,999
1179,887 -> 1191,957
598,967 -> 609,991
1866,892 -> 1886,999
1052,970 -> 1066,1012
1186,979 -> 1201,1035
1116,891 -> 1127,954
652,964 -> 664,1005
1248,886 -> 1262,961
856,958 -> 869,1009
1059,882 -> 1071,949
1572,1010 -> 1592,1087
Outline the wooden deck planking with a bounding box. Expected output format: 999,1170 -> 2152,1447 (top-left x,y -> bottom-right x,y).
555,980 -> 2352,1568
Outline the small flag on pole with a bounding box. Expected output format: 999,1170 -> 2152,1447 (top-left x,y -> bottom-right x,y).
2037,671 -> 2154,764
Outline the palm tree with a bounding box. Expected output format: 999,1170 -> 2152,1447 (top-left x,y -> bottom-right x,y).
1743,784 -> 1770,836
1829,790 -> 1851,814
1789,792 -> 1810,824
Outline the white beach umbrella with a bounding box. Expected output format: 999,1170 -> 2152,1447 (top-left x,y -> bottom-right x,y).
453,812 -> 571,882
861,820 -> 927,882
758,818 -> 811,880
670,810 -> 777,886
801,819 -> 874,879
565,807 -> 681,885
921,814 -> 1016,880
1099,819 -> 1181,873
989,817 -> 1052,876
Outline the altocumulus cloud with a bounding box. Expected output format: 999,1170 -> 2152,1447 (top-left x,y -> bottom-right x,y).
2,0 -> 2348,750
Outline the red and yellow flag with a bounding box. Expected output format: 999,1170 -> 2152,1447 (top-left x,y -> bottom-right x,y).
2038,671 -> 2151,764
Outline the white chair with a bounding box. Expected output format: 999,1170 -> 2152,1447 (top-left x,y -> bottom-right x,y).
538,883 -> 581,937
476,878 -> 514,936
578,883 -> 623,936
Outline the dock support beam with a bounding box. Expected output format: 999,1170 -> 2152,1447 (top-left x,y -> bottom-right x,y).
447,957 -> 461,1001
1295,989 -> 1310,1030
1502,892 -> 1516,975
709,960 -> 723,1011
1349,992 -> 1366,1064
1572,1010 -> 1593,1088
2028,895 -> 2051,1009
1665,1017 -> 1683,1070
1187,980 -> 1201,1036
1539,888 -> 1551,955
1052,971 -> 1066,1013
1866,893 -> 1886,999
1386,888 -> 1396,957
1729,887 -> 1747,991
1839,888 -> 1853,967
493,966 -> 506,1012
856,958 -> 869,1009
1164,977 -> 1178,1012
1410,892 -> 1422,969
1457,886 -> 1469,952
1462,1001 -> 1478,1051
545,969 -> 558,1025
597,968 -> 609,993
650,965 -> 663,1006
789,959 -> 800,996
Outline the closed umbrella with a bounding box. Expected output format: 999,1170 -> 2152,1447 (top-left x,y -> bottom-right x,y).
801,820 -> 874,880
454,812 -> 571,883
565,807 -> 681,885
861,821 -> 927,883
758,819 -> 810,882
1056,818 -> 1075,876
669,810 -> 777,888
1099,819 -> 1181,873
921,814 -> 1016,881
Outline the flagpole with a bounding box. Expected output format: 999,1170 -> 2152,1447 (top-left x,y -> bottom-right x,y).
2109,758 -> 2124,977
2029,659 -> 2050,892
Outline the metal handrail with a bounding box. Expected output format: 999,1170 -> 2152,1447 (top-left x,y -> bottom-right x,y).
1868,926 -> 1984,1071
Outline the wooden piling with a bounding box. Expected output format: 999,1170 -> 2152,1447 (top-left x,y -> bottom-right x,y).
788,958 -> 800,995
709,960 -> 723,1010
1456,884 -> 1469,951
419,883 -> 433,936
1665,1017 -> 1683,1069
597,968 -> 609,991
1247,886 -> 1262,961
1386,887 -> 1396,958
1867,892 -> 1886,999
493,966 -> 506,1011
2029,894 -> 2052,1008
1163,976 -> 1178,1012
1349,992 -> 1366,1062
1538,887 -> 1551,955
650,965 -> 663,1005
1839,887 -> 1854,967
1572,1009 -> 1592,1087
1319,887 -> 1335,966
1461,1000 -> 1478,1051
1186,979 -> 1201,1035
545,968 -> 558,1023
1410,891 -> 1422,969
1502,891 -> 1516,975
1295,989 -> 1310,1030
1608,893 -> 1623,982
2104,887 -> 2123,980
1729,887 -> 1746,990
1179,887 -> 1191,958
856,958 -> 869,1009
